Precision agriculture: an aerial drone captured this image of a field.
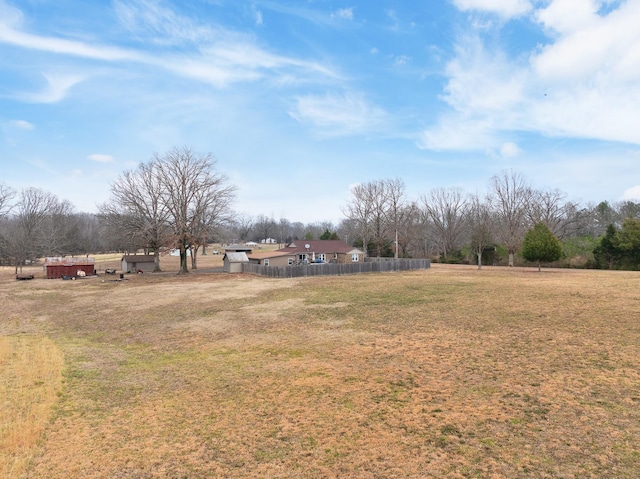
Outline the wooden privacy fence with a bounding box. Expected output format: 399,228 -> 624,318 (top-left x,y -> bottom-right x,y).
242,259 -> 430,278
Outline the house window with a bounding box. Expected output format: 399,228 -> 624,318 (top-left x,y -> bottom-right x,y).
317,254 -> 326,262
352,253 -> 359,262
298,254 -> 308,263
264,259 -> 270,266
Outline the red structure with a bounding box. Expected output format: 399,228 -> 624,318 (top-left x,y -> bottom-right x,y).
44,257 -> 95,279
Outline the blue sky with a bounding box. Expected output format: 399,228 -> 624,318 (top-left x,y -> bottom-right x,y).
1,0 -> 639,223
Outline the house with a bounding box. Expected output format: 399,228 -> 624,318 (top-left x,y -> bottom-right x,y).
247,251 -> 295,267
260,237 -> 277,244
121,255 -> 155,273
223,252 -> 249,273
275,240 -> 365,264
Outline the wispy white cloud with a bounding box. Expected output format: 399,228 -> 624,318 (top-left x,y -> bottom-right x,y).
418,115 -> 498,151
0,1 -> 338,90
452,0 -> 532,19
20,73 -> 86,103
289,92 -> 387,136
423,0 -> 640,152
394,55 -> 411,67
113,0 -> 220,46
253,7 -> 264,26
332,8 -> 354,20
0,0 -> 22,28
9,119 -> 34,130
500,142 -> 521,158
87,154 -> 113,163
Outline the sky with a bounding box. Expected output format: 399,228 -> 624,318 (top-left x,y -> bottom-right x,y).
1,0 -> 639,223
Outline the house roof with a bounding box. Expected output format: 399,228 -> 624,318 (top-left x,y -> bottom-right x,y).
277,240 -> 363,255
247,251 -> 292,260
121,255 -> 155,263
224,252 -> 249,263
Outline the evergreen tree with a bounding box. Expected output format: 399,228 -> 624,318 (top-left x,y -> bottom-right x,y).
522,222 -> 562,271
593,224 -> 618,269
616,218 -> 640,269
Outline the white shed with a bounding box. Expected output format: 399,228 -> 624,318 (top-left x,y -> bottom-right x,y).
223,252 -> 249,273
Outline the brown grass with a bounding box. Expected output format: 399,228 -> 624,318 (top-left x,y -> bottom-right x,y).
1,263 -> 639,478
0,335 -> 64,478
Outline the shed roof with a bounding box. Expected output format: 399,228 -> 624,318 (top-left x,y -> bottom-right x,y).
224,252 -> 249,263
224,244 -> 253,252
121,255 -> 155,263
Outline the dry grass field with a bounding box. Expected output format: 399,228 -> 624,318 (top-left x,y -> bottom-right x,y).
1,261 -> 639,478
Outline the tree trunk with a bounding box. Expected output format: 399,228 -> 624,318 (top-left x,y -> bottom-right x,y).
508,252 -> 515,267
179,241 -> 189,274
153,250 -> 162,273
477,249 -> 482,270
191,246 -> 199,270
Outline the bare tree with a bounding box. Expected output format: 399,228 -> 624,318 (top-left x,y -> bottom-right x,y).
528,188 -> 580,240
101,162 -> 170,272
396,201 -> 421,258
253,215 -> 277,243
343,183 -> 374,257
384,178 -> 406,259
231,215 -> 254,243
6,188 -> 62,273
0,184 -> 15,218
155,146 -> 235,274
421,187 -> 469,259
490,170 -> 532,267
468,194 -> 495,269
38,198 -> 78,256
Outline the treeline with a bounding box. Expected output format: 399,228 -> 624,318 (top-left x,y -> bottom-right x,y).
1,148 -> 639,272
338,171 -> 640,270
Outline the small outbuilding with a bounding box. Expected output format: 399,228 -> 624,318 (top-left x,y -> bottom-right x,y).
121,255 -> 155,273
45,257 -> 95,279
223,252 -> 249,273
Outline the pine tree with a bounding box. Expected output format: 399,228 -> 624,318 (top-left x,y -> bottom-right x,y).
522,222 -> 562,271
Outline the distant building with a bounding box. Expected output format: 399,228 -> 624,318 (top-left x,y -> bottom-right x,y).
223,252 -> 249,273
275,240 -> 364,264
121,255 -> 155,273
44,257 -> 95,279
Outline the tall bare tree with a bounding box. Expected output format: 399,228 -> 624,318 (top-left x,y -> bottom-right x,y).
490,170 -> 532,267
396,201 -> 421,258
384,178 -> 406,259
528,188 -> 580,240
155,146 -> 235,274
101,161 -> 169,272
6,188 -> 62,273
421,187 -> 469,259
343,183 -> 375,257
468,194 -> 495,269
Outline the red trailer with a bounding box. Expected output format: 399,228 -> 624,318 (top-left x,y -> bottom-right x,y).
44,257 -> 95,279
